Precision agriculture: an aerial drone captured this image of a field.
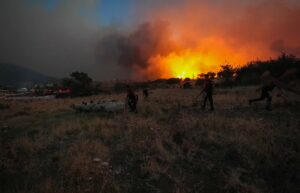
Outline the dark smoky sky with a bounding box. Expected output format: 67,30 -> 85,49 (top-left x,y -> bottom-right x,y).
1,0 -> 300,80
95,21 -> 178,79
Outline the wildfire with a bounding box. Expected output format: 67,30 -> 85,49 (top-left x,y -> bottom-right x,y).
148,49 -> 222,79
164,51 -> 202,79
118,22 -> 276,80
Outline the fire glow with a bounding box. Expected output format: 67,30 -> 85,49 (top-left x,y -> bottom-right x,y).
134,27 -> 262,80
130,0 -> 300,80
146,37 -> 250,79
149,50 -> 220,79
97,0 -> 300,80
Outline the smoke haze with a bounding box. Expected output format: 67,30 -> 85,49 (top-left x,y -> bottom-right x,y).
1,0 -> 300,80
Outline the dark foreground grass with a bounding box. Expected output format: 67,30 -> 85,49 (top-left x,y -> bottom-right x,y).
0,87 -> 299,193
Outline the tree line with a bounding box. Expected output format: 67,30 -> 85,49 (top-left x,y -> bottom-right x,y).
60,53 -> 299,96
200,53 -> 300,87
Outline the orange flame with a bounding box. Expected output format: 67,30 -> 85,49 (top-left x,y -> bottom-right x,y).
149,50 -> 219,79
144,37 -> 254,79
133,0 -> 296,80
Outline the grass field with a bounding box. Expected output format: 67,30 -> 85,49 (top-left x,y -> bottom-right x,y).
1,87 -> 299,193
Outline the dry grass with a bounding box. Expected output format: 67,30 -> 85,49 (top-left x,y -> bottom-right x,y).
0,87 -> 299,193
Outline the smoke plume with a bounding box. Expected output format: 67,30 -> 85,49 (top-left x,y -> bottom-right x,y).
1,0 -> 300,80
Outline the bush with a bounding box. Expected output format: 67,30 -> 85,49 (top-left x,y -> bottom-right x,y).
235,53 -> 300,85
183,82 -> 192,89
62,72 -> 93,96
166,78 -> 181,85
0,103 -> 10,110
217,65 -> 236,87
114,82 -> 128,93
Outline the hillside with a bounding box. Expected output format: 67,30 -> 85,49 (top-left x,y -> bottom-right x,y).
0,63 -> 58,88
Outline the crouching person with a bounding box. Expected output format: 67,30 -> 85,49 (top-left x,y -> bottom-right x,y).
126,86 -> 138,112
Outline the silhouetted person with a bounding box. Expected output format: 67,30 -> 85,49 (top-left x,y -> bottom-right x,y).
126,86 -> 138,112
201,74 -> 214,110
249,71 -> 279,110
143,88 -> 149,100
